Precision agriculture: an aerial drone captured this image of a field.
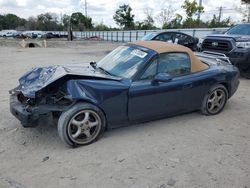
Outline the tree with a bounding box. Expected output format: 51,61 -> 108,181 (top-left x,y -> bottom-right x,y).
143,8 -> 155,29
36,13 -> 61,31
242,0 -> 250,3
62,14 -> 71,29
241,0 -> 250,22
163,13 -> 183,29
0,15 -> 6,30
157,5 -> 176,29
181,0 -> 204,18
25,17 -> 37,30
113,4 -> 135,29
181,0 -> 204,28
0,14 -> 26,30
71,12 -> 93,31
94,22 -> 110,31
236,1 -> 250,22
207,15 -> 232,28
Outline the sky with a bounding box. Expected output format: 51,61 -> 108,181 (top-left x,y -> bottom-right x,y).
0,0 -> 247,27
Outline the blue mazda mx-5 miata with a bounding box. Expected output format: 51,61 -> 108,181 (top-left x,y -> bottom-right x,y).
9,41 -> 240,147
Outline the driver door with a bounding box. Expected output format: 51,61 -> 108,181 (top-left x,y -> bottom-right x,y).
128,53 -> 193,122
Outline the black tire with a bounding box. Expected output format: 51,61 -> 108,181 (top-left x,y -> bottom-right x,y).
201,84 -> 228,115
58,103 -> 106,147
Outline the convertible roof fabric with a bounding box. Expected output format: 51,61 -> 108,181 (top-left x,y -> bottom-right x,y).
130,41 -> 209,72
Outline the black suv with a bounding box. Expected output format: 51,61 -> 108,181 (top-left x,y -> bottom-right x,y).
201,23 -> 250,78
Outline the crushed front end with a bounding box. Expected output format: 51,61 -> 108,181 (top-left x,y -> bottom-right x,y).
9,85 -> 73,127
9,66 -> 74,127
9,63 -> 123,127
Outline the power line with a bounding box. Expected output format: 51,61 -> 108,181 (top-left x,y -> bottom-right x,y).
205,8 -> 236,12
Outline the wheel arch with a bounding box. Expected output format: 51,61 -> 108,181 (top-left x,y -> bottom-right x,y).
218,82 -> 230,98
75,99 -> 108,128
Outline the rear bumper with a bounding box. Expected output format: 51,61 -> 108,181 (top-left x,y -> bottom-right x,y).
227,48 -> 250,68
229,67 -> 240,98
230,76 -> 240,98
201,46 -> 250,68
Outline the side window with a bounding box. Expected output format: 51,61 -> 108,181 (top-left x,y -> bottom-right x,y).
158,53 -> 191,76
140,59 -> 157,80
154,33 -> 173,42
173,33 -> 190,44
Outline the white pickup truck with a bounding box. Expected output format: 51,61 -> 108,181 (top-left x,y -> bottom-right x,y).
0,30 -> 18,37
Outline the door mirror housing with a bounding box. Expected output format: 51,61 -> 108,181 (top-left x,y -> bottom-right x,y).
152,73 -> 172,83
194,37 -> 199,44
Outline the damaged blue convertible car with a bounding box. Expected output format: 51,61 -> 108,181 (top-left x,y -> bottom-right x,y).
10,41 -> 239,147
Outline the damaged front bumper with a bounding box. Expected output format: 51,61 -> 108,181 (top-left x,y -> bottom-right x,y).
10,94 -> 41,127
9,92 -> 74,128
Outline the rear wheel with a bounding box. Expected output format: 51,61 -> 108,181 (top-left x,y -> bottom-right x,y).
201,84 -> 228,115
58,103 -> 106,147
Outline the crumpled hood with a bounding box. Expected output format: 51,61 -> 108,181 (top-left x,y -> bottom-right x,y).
16,63 -> 121,98
206,34 -> 250,42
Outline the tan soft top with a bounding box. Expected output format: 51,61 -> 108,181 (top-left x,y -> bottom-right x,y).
130,41 -> 208,72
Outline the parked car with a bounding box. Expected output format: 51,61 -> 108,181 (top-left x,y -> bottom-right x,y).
9,41 -> 239,147
201,23 -> 250,79
85,36 -> 103,41
0,30 -> 17,37
141,31 -> 199,51
44,32 -> 60,39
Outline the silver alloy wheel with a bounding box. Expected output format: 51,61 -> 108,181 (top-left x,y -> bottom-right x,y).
67,110 -> 101,145
207,88 -> 226,114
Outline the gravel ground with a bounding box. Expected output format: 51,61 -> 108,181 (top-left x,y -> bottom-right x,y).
0,40 -> 249,188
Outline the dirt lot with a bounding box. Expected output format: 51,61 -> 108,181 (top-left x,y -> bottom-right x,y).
0,40 -> 249,188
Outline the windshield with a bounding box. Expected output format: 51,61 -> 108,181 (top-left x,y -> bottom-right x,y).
97,46 -> 149,78
226,24 -> 250,35
141,33 -> 158,40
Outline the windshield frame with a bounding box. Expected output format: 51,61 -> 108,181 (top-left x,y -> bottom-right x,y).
97,44 -> 156,80
226,24 -> 250,35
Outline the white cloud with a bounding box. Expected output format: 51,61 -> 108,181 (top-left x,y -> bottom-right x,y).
16,0 -> 29,7
0,0 -> 245,27
36,5 -> 46,10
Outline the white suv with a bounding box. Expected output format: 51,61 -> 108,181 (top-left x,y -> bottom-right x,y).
0,30 -> 17,37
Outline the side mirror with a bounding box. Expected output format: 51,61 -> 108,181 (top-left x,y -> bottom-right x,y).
194,37 -> 199,44
152,73 -> 172,84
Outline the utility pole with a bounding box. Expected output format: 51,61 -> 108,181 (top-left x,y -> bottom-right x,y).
67,17 -> 73,41
197,0 -> 202,25
218,6 -> 223,22
85,0 -> 87,17
248,5 -> 250,22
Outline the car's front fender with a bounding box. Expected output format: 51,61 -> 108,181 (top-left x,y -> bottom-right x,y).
65,79 -> 130,127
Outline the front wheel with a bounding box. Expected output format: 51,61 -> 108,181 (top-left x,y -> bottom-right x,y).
201,84 -> 228,115
58,103 -> 106,147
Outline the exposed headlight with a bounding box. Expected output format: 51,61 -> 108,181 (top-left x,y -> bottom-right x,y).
236,41 -> 250,48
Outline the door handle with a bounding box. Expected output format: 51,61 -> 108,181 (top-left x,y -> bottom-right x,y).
183,83 -> 193,89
